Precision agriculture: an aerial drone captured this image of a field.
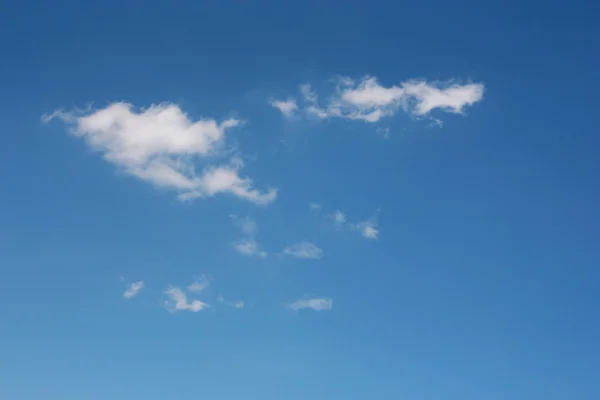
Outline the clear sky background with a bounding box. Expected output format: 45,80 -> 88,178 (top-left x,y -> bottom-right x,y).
1,0 -> 599,399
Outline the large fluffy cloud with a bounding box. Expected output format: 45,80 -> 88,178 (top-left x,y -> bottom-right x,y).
43,103 -> 276,205
271,76 -> 484,123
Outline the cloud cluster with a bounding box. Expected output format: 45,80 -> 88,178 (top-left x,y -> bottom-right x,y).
271,76 -> 484,123
122,276 -> 244,312
125,276 -> 333,313
288,296 -> 333,311
43,103 -> 276,205
124,276 -> 331,312
52,74 -> 485,317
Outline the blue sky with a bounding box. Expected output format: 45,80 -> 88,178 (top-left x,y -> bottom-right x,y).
1,0 -> 599,398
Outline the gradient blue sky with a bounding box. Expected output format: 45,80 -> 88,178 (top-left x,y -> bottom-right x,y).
1,0 -> 599,399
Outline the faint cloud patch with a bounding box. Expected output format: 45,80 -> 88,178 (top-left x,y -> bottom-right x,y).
269,98 -> 298,118
123,280 -> 144,299
218,295 -> 245,309
230,215 -> 268,258
314,204 -> 381,240
187,276 -> 210,293
288,296 -> 333,311
281,241 -> 323,259
164,286 -> 209,313
309,202 -> 322,212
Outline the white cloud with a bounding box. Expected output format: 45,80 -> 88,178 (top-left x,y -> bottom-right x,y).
287,76 -> 484,123
43,103 -> 276,205
282,241 -> 323,259
233,237 -> 268,258
320,207 -> 380,239
164,286 -> 208,312
123,280 -> 144,299
300,84 -> 318,104
178,163 -> 277,205
230,216 -> 268,258
354,210 -> 380,240
288,296 -> 333,311
331,209 -> 347,227
229,214 -> 257,236
270,99 -> 298,118
300,84 -> 331,119
187,278 -> 209,293
309,202 -> 322,211
352,220 -> 379,240
431,118 -> 444,128
218,295 -> 245,309
402,81 -> 484,115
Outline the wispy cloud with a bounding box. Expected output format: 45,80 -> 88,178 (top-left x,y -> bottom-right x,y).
282,241 -> 323,259
187,276 -> 209,293
350,210 -> 380,240
278,76 -> 484,125
317,205 -> 380,239
269,99 -> 298,118
352,220 -> 379,239
229,214 -> 258,236
230,215 -> 268,258
164,286 -> 208,312
331,209 -> 347,227
217,295 -> 245,309
288,296 -> 333,311
123,280 -> 144,299
43,103 -> 276,205
309,202 -> 322,211
233,237 -> 268,258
